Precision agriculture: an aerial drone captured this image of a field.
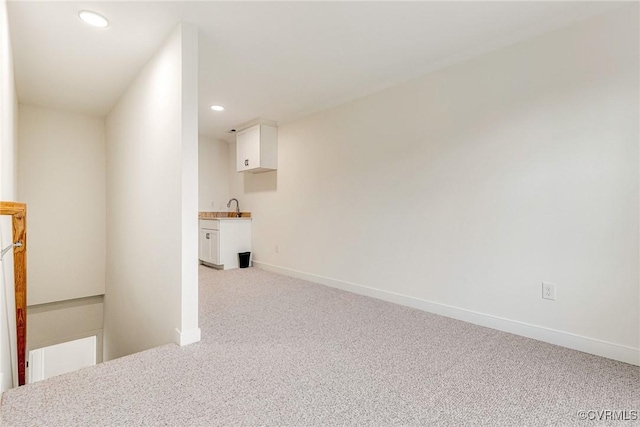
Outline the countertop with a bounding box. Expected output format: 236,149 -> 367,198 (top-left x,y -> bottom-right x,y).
199,211 -> 251,219
201,217 -> 252,221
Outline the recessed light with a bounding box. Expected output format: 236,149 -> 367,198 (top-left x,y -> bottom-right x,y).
79,10 -> 109,28
210,105 -> 225,112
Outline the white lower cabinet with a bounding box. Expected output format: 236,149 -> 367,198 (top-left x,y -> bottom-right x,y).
199,219 -> 251,270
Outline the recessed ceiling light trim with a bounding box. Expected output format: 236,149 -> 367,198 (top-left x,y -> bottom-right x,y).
79,10 -> 109,28
210,105 -> 225,112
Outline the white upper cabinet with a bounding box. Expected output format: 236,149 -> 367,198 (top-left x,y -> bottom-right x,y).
236,124 -> 277,173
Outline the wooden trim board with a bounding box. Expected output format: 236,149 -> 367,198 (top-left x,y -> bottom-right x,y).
0,202 -> 27,386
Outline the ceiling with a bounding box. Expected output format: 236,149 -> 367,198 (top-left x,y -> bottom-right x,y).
7,1 -> 623,141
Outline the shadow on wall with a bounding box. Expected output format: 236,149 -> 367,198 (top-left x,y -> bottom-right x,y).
244,171 -> 277,193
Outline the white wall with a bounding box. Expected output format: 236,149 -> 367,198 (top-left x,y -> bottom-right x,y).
0,0 -> 19,391
199,135 -> 230,212
18,104 -> 105,305
178,24 -> 199,346
28,335 -> 96,384
27,296 -> 103,361
104,23 -> 199,361
230,6 -> 639,363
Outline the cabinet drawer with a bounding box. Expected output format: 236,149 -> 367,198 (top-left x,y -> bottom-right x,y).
199,219 -> 219,230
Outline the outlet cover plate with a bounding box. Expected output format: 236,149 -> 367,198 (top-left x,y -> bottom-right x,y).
542,282 -> 556,301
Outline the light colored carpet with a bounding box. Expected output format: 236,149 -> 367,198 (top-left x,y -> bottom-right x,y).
1,266 -> 638,426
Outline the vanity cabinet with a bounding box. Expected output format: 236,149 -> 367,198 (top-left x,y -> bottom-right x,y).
199,219 -> 251,269
236,124 -> 277,173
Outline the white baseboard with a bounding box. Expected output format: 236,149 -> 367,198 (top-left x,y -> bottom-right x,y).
173,327 -> 201,346
253,261 -> 639,366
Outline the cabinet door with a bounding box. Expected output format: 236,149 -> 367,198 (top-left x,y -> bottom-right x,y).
236,125 -> 261,171
199,229 -> 212,262
199,229 -> 220,264
209,229 -> 220,264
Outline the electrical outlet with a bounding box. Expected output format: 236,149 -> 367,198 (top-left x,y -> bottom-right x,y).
274,244 -> 279,254
542,282 -> 556,301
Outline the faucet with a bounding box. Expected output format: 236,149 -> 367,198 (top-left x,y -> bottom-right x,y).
227,198 -> 241,217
